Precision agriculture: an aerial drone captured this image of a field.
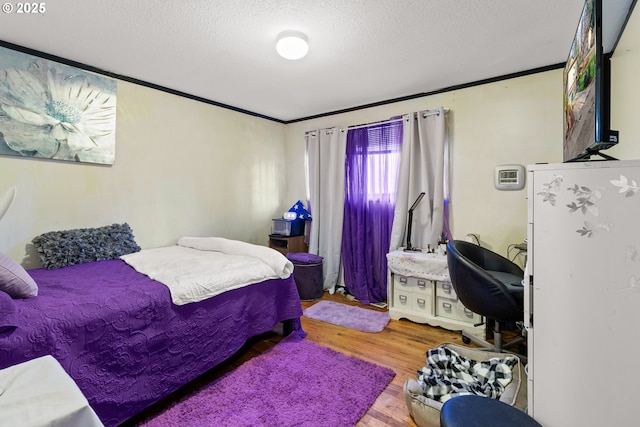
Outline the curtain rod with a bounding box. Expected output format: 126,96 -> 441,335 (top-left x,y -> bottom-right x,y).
349,108 -> 450,129
305,117 -> 404,135
305,107 -> 449,135
305,128 -> 343,136
422,108 -> 450,117
347,117 -> 405,131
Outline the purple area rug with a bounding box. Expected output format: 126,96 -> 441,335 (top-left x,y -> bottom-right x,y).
303,300 -> 390,332
138,333 -> 395,427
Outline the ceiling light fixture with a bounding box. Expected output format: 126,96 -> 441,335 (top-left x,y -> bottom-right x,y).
276,30 -> 309,60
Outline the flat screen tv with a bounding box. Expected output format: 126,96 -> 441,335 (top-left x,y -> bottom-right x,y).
563,0 -> 619,162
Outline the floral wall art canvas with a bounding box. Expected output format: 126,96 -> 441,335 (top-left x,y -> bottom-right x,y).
0,45 -> 117,165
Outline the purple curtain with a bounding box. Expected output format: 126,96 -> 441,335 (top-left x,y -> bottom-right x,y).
341,121 -> 403,304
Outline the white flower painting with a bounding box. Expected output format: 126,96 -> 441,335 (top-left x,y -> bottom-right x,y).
0,45 -> 117,165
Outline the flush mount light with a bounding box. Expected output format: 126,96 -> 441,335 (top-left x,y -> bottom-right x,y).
276,30 -> 309,60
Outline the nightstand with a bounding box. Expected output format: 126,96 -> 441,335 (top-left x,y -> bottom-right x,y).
268,234 -> 308,256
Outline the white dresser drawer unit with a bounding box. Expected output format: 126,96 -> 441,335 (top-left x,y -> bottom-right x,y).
435,296 -> 482,323
394,275 -> 432,294
387,250 -> 485,336
395,291 -> 433,315
436,281 -> 456,299
394,275 -> 434,315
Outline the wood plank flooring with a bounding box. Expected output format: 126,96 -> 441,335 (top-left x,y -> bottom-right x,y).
122,292 -> 471,427
297,292 -> 464,427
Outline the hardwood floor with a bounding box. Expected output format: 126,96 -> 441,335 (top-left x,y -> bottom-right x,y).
123,292 -> 472,426
296,292 -> 464,427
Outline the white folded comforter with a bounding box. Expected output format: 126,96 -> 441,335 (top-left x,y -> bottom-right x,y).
121,237 -> 294,305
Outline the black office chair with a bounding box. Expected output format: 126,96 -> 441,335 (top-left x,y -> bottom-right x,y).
446,240 -> 525,354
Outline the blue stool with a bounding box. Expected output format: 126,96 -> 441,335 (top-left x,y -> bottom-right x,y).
440,395 -> 541,427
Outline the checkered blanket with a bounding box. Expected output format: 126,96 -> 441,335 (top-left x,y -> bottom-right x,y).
416,346 -> 518,403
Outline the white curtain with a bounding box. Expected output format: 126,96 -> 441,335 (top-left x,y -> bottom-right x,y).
306,127 -> 347,292
390,107 -> 448,251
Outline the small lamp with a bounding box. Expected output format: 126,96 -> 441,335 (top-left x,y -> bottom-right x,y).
404,192 -> 425,252
276,31 -> 309,60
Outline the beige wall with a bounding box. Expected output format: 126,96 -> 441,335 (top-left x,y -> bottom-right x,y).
2,6 -> 639,267
0,81 -> 287,267
608,3 -> 640,161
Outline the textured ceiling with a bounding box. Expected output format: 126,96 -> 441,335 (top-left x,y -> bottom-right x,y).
0,0 -> 635,122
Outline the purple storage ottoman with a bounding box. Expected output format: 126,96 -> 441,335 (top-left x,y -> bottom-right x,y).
287,253 -> 324,300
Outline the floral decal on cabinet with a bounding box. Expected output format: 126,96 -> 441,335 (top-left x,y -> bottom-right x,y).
611,246 -> 640,293
626,246 -> 640,263
538,173 -> 640,238
566,184 -> 602,216
610,175 -> 639,197
537,175 -> 563,206
575,220 -> 612,237
565,184 -> 609,237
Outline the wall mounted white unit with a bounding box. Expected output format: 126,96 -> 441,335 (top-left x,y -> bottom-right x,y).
495,164 -> 525,190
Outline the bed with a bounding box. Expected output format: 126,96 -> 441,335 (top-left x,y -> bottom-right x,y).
0,231 -> 304,427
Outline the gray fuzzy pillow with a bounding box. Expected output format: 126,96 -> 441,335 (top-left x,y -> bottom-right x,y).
33,223 -> 141,269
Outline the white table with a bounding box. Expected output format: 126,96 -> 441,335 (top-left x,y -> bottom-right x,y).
0,355 -> 104,427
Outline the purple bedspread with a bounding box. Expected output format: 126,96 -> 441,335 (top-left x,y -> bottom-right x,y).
0,259 -> 303,427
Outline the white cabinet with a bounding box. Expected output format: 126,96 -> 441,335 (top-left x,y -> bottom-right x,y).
527,160 -> 640,426
387,250 -> 484,336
